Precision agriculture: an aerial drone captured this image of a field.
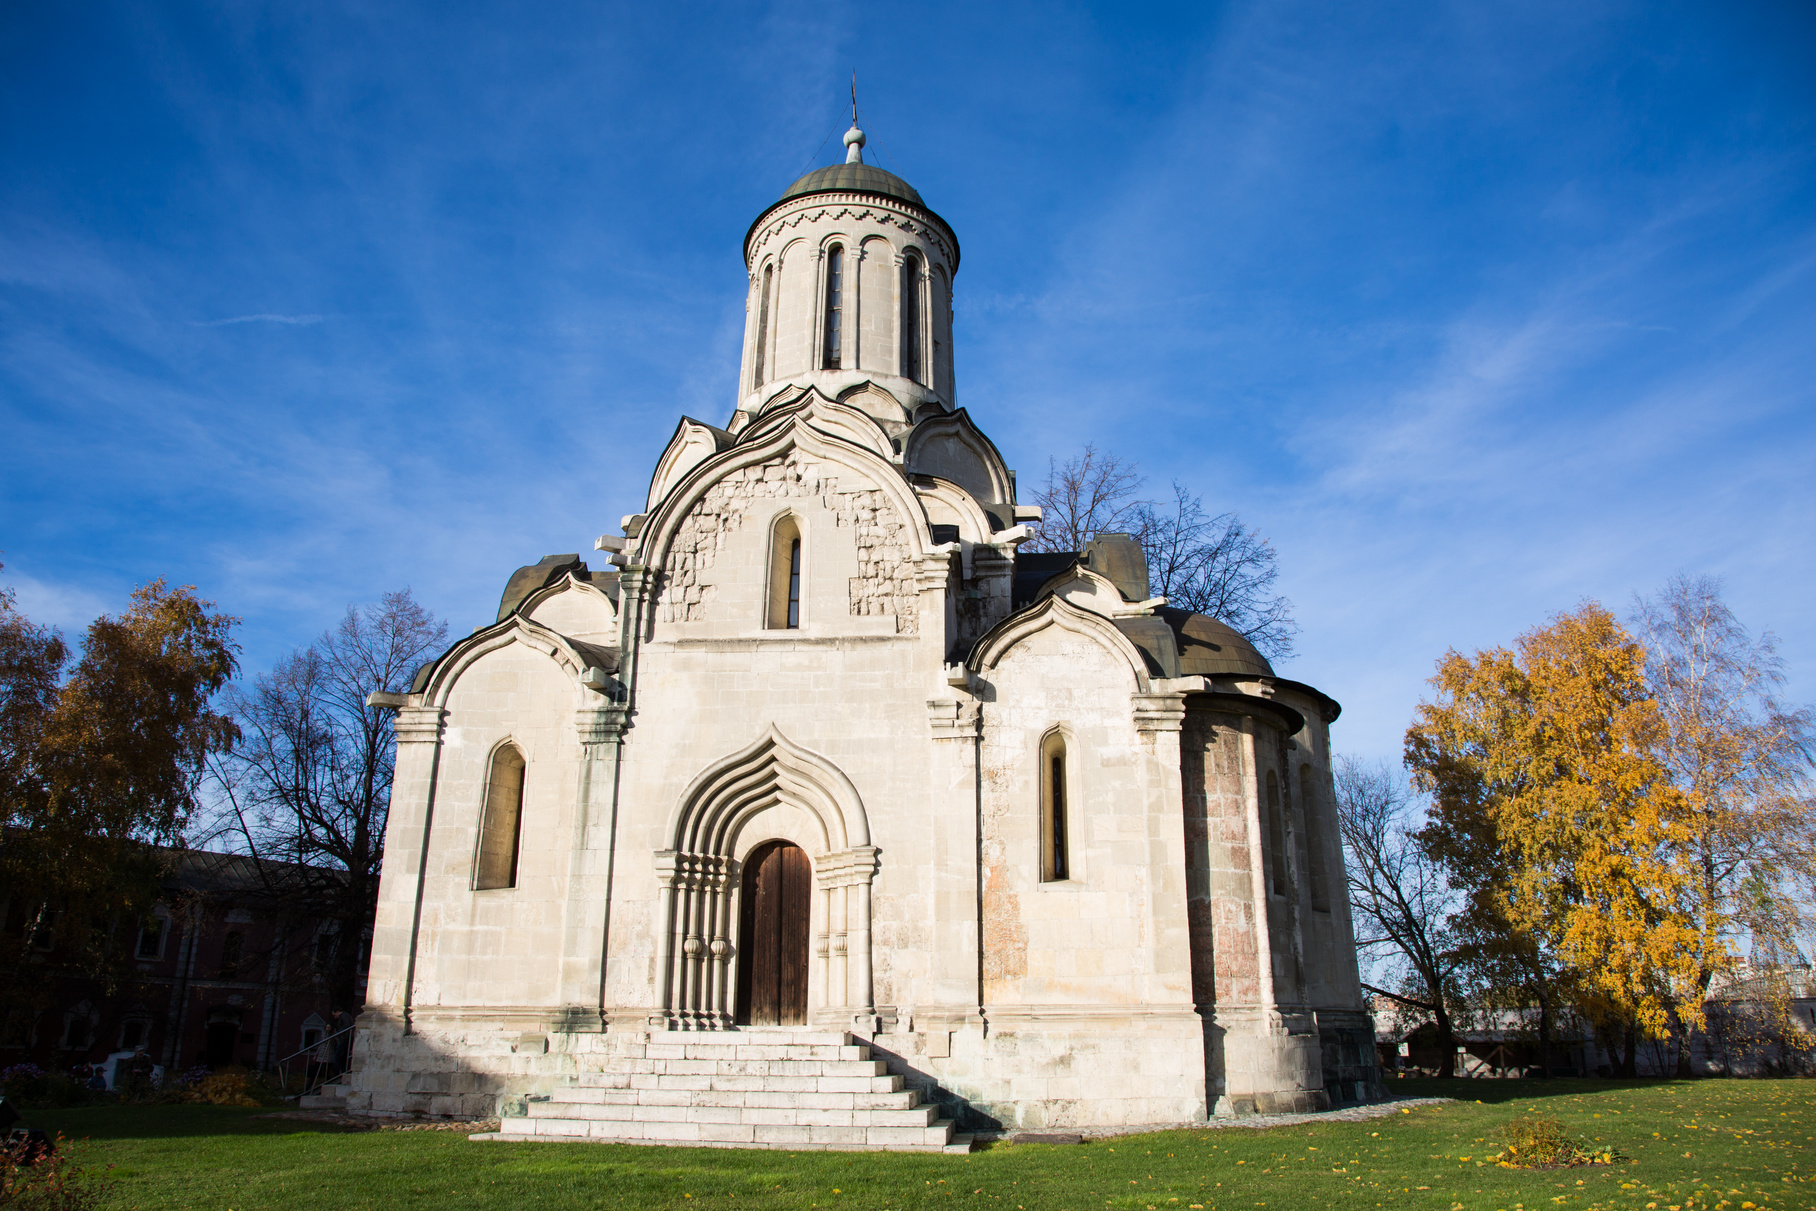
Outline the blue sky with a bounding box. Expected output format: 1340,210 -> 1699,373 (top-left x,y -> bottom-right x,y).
3,1 -> 1812,762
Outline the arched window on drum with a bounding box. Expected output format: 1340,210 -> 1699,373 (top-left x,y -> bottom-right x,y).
901,251 -> 923,384
752,262 -> 773,389
822,245 -> 845,369
475,743 -> 526,890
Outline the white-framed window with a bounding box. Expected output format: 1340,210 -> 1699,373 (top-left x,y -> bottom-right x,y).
135,914 -> 167,960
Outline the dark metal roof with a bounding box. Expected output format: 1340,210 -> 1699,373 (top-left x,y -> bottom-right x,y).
745,163 -> 960,270
781,163 -> 924,207
1159,607 -> 1276,678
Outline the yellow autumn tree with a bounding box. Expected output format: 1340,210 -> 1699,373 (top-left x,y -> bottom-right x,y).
1406,602 -> 1721,1057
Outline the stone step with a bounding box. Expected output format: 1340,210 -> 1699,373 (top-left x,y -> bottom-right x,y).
523,1100 -> 940,1128
578,1070 -> 903,1094
551,1086 -> 922,1111
479,1117 -> 961,1150
575,1057 -> 886,1079
298,1094 -> 347,1111
474,1028 -> 971,1153
627,1042 -> 871,1063
640,1029 -> 853,1048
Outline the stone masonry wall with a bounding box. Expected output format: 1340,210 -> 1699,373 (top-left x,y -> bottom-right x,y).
658,452 -> 918,633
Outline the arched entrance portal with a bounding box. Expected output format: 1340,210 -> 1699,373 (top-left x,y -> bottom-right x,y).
736,841 -> 810,1025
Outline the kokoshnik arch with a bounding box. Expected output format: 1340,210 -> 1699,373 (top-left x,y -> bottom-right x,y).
346,120 -> 1381,1144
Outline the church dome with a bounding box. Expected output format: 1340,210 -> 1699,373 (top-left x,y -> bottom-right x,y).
1159,607 -> 1276,678
779,162 -> 924,208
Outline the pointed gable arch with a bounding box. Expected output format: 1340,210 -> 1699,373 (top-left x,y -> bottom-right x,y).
648,417 -> 734,513
635,409 -> 930,572
912,475 -> 997,545
738,385 -> 897,461
902,407 -> 1012,505
966,593 -> 1153,693
418,615 -> 619,708
665,724 -> 871,856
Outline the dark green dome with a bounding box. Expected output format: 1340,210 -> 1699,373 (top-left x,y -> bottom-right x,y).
780,163 -> 924,208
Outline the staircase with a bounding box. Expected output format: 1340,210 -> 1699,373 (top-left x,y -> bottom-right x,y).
298,1081 -> 350,1111
472,1029 -> 973,1153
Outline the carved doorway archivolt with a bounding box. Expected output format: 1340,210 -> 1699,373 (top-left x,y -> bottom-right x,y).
654,726 -> 877,1031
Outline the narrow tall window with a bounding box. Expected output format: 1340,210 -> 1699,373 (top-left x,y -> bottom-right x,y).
218,930 -> 243,979
1301,764 -> 1331,911
1265,770 -> 1288,897
135,917 -> 164,959
787,539 -> 801,628
767,514 -> 804,630
823,245 -> 844,369
476,744 -> 526,890
1041,732 -> 1070,881
901,252 -> 922,383
753,264 -> 772,388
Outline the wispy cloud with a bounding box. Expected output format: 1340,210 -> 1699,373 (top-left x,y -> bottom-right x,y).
189,313 -> 324,326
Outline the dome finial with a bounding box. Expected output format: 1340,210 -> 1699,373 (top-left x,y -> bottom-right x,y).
844,72 -> 866,164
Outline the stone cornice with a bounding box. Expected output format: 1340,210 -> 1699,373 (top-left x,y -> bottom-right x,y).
746,194 -> 958,271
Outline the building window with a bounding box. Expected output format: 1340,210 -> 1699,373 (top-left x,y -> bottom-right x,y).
901,252 -> 922,383
476,743 -> 527,890
1265,770 -> 1289,897
313,932 -> 336,971
119,1019 -> 148,1051
1040,731 -> 1070,882
753,263 -> 772,389
61,1004 -> 94,1050
135,917 -> 165,959
822,245 -> 844,369
766,514 -> 803,630
28,906 -> 59,952
1301,763 -> 1331,912
218,930 -> 243,979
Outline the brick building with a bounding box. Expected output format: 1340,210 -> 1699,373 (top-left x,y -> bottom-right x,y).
1,847 -> 363,1079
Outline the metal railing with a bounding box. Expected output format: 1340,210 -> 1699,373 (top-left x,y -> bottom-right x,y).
272,1024 -> 356,1098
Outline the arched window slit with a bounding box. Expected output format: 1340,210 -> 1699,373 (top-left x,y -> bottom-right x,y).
823,245 -> 844,369
476,744 -> 526,890
767,515 -> 803,630
1041,731 -> 1069,882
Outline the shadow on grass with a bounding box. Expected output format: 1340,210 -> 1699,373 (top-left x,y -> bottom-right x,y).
1391,1076 -> 1694,1105
21,1103 -> 360,1141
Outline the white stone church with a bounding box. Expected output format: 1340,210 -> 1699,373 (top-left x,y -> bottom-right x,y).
346,123 -> 1379,1148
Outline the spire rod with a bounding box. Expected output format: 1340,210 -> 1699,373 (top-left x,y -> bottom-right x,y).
843,73 -> 867,165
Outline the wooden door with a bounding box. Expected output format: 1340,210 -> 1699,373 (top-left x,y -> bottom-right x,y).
736,841 -> 810,1026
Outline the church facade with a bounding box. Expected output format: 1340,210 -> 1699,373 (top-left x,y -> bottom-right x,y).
347,125 -> 1378,1141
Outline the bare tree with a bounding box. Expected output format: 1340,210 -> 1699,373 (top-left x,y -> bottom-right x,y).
1135,481 -> 1298,659
1022,444 -> 1146,554
1022,449 -> 1299,658
211,590 -> 446,1011
1335,755 -> 1465,1076
1631,574 -> 1816,1038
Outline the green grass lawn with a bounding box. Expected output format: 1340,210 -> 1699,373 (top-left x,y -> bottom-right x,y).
21,1078 -> 1812,1211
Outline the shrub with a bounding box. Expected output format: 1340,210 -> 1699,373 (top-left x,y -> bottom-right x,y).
180,1071 -> 258,1108
1491,1113 -> 1616,1169
0,1134 -> 112,1210
0,1067 -> 97,1111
